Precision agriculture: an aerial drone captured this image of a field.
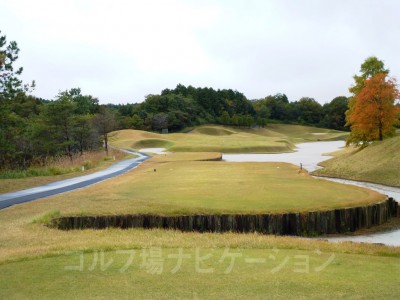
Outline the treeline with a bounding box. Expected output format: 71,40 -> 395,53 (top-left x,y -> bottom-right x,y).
1,84 -> 350,170
110,84 -> 349,132
0,88 -> 117,169
0,83 -> 349,170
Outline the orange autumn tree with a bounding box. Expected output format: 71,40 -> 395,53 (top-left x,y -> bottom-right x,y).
346,73 -> 399,145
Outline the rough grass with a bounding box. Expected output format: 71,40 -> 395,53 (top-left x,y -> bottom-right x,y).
266,124 -> 348,142
0,149 -> 133,194
110,124 -> 347,154
313,135 -> 400,187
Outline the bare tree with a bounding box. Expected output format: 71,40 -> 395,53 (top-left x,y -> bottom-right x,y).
93,107 -> 116,155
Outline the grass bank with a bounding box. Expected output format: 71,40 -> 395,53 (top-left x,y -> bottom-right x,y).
312,135 -> 400,187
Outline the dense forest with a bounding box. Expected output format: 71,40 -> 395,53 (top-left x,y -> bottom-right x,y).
112,84 -> 349,132
1,30 -> 350,170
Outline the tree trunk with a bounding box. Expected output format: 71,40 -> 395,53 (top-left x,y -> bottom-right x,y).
104,132 -> 108,156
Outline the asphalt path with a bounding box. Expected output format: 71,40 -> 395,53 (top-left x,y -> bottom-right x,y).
0,150 -> 151,210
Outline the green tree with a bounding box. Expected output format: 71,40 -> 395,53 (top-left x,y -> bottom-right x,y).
0,30 -> 34,100
152,113 -> 168,131
257,105 -> 271,120
42,96 -> 77,160
0,31 -> 35,169
231,115 -> 239,127
294,97 -> 323,125
58,88 -> 99,115
245,115 -> 254,128
237,115 -> 245,127
264,93 -> 289,120
256,117 -> 267,128
221,111 -> 231,125
349,56 -> 389,95
73,114 -> 97,155
130,115 -> 144,129
322,96 -> 348,130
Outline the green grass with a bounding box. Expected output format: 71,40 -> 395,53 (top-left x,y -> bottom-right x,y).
313,135 -> 400,187
110,124 -> 348,154
23,158 -> 383,216
132,138 -> 174,149
192,125 -> 236,135
32,210 -> 61,225
0,248 -> 398,299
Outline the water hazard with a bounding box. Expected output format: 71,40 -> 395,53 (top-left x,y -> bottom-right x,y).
223,141 -> 345,172
223,141 -> 400,246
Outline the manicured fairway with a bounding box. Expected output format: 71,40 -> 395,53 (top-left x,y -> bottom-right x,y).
0,247 -> 399,299
13,158 -> 383,216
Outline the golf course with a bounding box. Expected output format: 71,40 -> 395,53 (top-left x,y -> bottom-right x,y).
3,2 -> 400,297
0,124 -> 399,299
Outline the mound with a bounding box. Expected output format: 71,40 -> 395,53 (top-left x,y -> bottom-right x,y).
313,135 -> 400,186
151,152 -> 222,162
132,139 -> 173,149
110,125 -> 346,154
193,126 -> 236,136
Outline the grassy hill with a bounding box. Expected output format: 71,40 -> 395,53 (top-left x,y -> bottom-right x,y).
110,124 -> 348,154
313,135 -> 400,187
1,125 -> 399,299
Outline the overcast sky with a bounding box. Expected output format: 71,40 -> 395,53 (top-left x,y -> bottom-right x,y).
1,0 -> 399,104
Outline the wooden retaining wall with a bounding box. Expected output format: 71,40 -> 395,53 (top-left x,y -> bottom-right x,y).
50,197 -> 399,237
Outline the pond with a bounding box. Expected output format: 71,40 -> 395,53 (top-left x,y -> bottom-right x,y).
223,141 -> 345,172
223,141 -> 400,246
318,177 -> 400,246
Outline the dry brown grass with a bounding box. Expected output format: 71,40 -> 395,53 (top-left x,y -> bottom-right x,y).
44,148 -> 128,169
0,148 -> 132,194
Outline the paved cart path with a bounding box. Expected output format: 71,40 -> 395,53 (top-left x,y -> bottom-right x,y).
0,150 -> 150,210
